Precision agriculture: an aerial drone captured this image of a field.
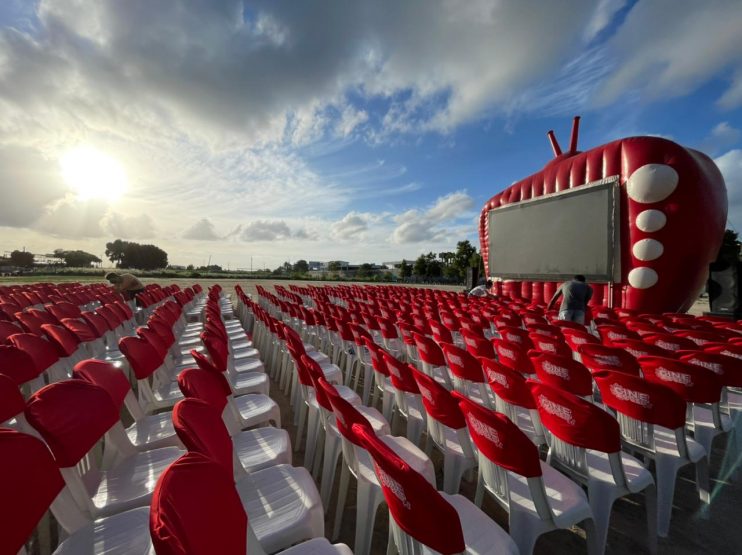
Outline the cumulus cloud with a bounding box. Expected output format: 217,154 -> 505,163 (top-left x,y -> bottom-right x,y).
331,212 -> 371,241
240,220 -> 292,241
182,218 -> 221,241
293,227 -> 319,240
715,149 -> 742,230
391,191 -> 474,243
702,122 -> 741,155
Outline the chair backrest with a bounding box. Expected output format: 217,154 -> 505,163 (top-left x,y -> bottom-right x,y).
317,377 -> 373,444
497,326 -> 533,349
177,368 -> 231,413
95,305 -> 121,330
354,424 -> 466,554
492,338 -> 533,374
137,326 -> 170,359
0,320 -> 22,342
191,349 -> 225,375
9,332 -> 61,375
680,351 -> 742,388
457,394 -> 541,477
594,370 -> 688,456
596,324 -> 640,346
120,336 -> 163,379
411,368 -> 466,431
381,353 -> 420,394
643,333 -> 698,353
81,311 -> 110,337
363,337 -> 390,377
577,343 -> 640,375
201,332 -> 229,371
561,328 -> 600,351
0,345 -> 40,386
25,380 -> 118,467
61,318 -> 97,343
172,398 -> 234,476
481,358 -> 536,410
0,428 -> 65,555
41,324 -> 80,357
412,332 -> 446,367
46,301 -> 82,321
440,342 -> 485,384
638,356 -> 722,404
528,332 -> 573,358
14,311 -> 46,335
72,359 -> 131,410
0,373 -> 25,423
611,338 -> 676,359
528,380 -> 623,483
150,451 -> 247,555
460,328 -> 494,358
529,351 -> 593,398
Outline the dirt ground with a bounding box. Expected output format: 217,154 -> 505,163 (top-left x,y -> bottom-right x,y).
8,277 -> 738,554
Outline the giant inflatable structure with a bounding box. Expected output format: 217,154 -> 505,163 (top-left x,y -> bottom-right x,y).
479,117 -> 727,313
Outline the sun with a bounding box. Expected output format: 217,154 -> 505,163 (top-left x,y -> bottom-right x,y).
60,146 -> 128,201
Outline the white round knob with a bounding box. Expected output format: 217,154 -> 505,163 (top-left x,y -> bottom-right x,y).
633,239 -> 664,261
627,164 -> 678,203
628,267 -> 659,289
635,209 -> 667,232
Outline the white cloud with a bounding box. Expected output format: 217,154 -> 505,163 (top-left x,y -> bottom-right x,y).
583,0 -> 627,42
101,211 -> 156,239
595,1 -> 742,107
702,122 -> 741,155
331,212 -> 372,241
715,149 -> 742,230
391,191 -> 474,243
335,105 -> 369,137
182,218 -> 221,241
240,220 -> 293,241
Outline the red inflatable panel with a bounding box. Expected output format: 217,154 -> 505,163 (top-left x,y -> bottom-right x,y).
480,119 -> 727,313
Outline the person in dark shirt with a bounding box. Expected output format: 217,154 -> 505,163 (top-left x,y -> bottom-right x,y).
547,275 -> 593,324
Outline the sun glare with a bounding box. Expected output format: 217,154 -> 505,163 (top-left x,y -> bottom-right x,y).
60,146 -> 127,201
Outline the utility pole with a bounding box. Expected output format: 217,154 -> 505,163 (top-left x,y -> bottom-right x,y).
251,256 -> 253,273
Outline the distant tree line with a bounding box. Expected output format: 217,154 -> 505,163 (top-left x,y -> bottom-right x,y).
410,240 -> 482,281
105,239 -> 168,270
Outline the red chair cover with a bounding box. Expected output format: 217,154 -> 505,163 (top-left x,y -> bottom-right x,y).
41,324 -> 80,357
594,370 -> 686,430
73,360 -> 130,410
577,343 -> 640,375
25,380 -> 118,467
0,373 -> 25,422
412,333 -> 447,367
381,353 -> 420,394
456,394 -> 541,477
439,342 -> 485,383
354,425 -> 466,554
9,333 -> 61,373
528,380 -> 621,453
460,328 -> 494,359
150,452 -> 246,555
317,377 -> 372,442
411,369 -> 466,429
529,351 -> 593,397
172,398 -> 233,474
177,368 -> 231,412
481,358 -> 537,409
61,318 -> 97,343
492,338 -> 533,374
120,336 -> 163,380
638,356 -> 722,404
0,345 -> 39,385
0,428 -> 65,555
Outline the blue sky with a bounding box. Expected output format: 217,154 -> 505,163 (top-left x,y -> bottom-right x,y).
0,0 -> 740,269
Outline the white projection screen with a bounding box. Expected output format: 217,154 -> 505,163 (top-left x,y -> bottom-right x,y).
487,177 -> 620,282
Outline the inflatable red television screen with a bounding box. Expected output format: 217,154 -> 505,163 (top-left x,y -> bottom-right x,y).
479,117 -> 727,313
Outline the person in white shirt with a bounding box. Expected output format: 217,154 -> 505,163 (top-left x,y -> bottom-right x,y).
469,278 -> 493,297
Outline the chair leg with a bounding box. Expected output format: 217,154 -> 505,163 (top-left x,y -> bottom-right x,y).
474,471 -> 485,507
582,517 -> 601,555
295,404 -> 307,452
332,464 -> 351,541
320,435 -> 342,507
354,480 -> 385,555
695,456 -> 711,504
645,484 -> 659,555
655,456 -> 681,537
